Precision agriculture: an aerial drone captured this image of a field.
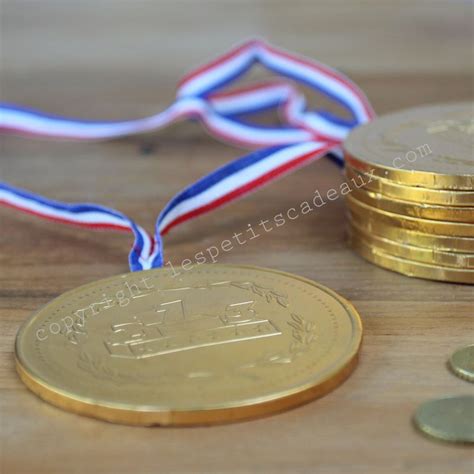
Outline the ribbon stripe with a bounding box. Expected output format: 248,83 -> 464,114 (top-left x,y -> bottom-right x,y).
0,39 -> 374,271
157,141 -> 331,235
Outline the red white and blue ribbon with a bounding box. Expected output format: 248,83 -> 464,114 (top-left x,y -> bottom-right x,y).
0,39 -> 375,271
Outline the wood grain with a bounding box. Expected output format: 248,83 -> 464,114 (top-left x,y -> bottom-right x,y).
1,1 -> 473,473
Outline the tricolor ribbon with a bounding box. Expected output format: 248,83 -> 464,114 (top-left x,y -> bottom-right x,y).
0,39 -> 375,271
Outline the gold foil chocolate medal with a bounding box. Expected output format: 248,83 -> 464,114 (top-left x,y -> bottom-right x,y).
15,264 -> 362,426
344,102 -> 474,283
345,102 -> 474,189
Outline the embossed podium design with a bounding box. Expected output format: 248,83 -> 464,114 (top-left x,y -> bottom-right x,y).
104,287 -> 281,359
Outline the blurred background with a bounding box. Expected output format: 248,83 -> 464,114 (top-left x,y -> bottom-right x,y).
2,0 -> 473,117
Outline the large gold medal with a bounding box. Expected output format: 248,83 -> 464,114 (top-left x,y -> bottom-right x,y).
16,264 -> 362,426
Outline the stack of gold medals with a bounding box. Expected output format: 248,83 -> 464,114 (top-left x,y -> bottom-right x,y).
343,102 -> 474,284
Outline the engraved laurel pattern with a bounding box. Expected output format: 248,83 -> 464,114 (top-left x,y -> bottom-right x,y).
230,281 -> 289,307
77,351 -> 143,385
239,313 -> 316,369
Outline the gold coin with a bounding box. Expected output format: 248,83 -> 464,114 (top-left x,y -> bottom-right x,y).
15,264 -> 363,426
345,167 -> 474,207
344,102 -> 474,190
349,233 -> 474,284
449,345 -> 474,383
348,220 -> 474,269
413,396 -> 474,443
348,209 -> 474,253
350,187 -> 474,223
346,194 -> 474,237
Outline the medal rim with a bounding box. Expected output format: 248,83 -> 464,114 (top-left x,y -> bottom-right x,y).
349,233 -> 474,284
345,167 -> 474,207
350,187 -> 474,223
348,220 -> 474,269
348,209 -> 474,253
346,195 -> 474,237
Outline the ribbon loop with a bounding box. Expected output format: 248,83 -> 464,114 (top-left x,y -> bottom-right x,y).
0,40 -> 374,271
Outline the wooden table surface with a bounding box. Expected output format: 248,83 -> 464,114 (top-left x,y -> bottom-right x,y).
1,2 -> 473,473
